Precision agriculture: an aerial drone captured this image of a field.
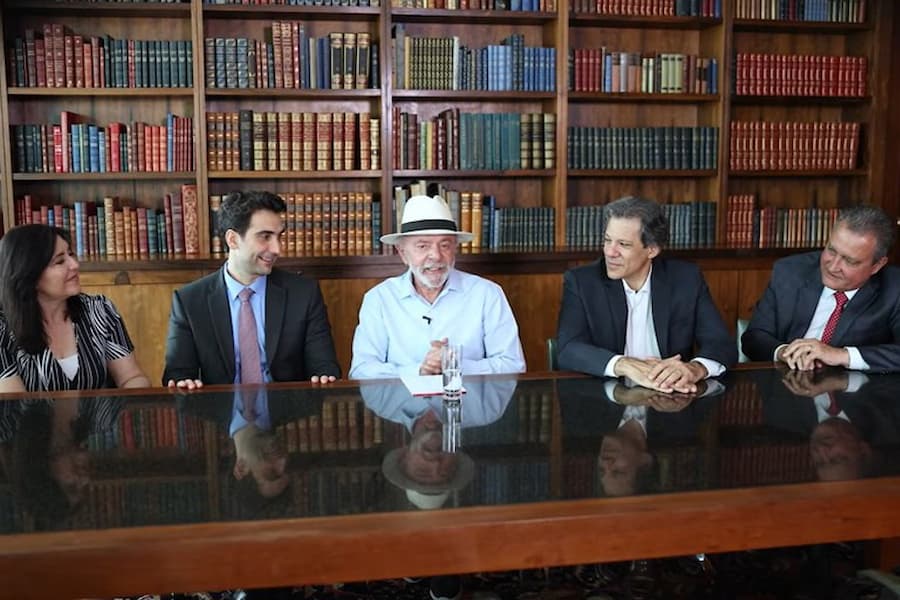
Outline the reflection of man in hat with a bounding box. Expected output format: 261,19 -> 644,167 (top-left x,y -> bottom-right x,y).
349,195 -> 526,379
382,409 -> 475,510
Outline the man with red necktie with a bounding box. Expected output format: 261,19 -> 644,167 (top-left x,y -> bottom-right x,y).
742,205 -> 900,372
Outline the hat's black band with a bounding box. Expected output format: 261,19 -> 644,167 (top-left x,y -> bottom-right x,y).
401,219 -> 458,233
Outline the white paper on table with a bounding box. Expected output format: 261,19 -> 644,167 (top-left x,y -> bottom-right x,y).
400,374 -> 467,397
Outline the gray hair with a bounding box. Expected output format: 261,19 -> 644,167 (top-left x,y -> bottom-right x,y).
835,205 -> 896,261
603,196 -> 669,249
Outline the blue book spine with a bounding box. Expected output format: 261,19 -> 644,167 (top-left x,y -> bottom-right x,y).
97,206 -> 107,257
147,210 -> 158,256
98,129 -> 107,173
74,202 -> 85,256
88,125 -> 100,172
166,112 -> 175,171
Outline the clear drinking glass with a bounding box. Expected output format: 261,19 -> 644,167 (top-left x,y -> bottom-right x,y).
441,342 -> 463,402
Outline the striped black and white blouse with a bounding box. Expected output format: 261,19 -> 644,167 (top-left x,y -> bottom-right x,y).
0,294 -> 135,392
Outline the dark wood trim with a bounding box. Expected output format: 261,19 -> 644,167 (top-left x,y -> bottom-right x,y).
68,248 -> 794,278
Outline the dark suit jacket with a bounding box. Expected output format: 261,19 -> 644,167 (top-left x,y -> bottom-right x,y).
162,267 -> 340,385
741,251 -> 900,372
556,258 -> 737,376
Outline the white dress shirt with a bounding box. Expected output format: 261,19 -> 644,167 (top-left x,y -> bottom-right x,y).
603,270 -> 725,378
774,286 -> 869,370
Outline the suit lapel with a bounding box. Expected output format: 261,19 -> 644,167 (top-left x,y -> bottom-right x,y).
650,264 -> 670,355
265,274 -> 286,367
599,263 -> 627,352
790,270 -> 823,340
832,275 -> 879,345
208,273 -> 236,381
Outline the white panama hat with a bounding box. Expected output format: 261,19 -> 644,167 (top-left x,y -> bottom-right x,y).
380,194 -> 474,245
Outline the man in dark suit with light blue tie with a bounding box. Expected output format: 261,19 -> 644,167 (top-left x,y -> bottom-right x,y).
557,196 -> 736,393
163,190 -> 341,388
741,205 -> 900,372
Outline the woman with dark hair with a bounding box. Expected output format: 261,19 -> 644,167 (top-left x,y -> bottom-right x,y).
0,224 -> 150,392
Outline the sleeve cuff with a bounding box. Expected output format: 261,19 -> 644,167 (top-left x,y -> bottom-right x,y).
692,357 -> 725,378
604,355 -> 623,378
845,347 -> 871,371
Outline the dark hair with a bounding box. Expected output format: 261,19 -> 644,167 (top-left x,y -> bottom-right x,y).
603,196 -> 669,249
216,191 -> 286,238
0,225 -> 82,354
12,402 -> 90,529
835,205 -> 896,261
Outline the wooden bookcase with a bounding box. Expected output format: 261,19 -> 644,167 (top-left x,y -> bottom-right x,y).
0,1 -> 896,381
0,0 -> 893,251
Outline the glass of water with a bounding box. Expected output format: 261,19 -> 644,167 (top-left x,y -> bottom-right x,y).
441,343 -> 463,402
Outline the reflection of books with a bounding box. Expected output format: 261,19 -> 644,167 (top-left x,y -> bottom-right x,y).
400,374 -> 467,397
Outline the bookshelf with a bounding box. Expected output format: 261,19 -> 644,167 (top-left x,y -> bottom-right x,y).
1,1 -> 890,249
0,1 -> 895,378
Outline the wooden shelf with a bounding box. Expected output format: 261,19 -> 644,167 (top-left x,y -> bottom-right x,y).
393,169 -> 555,178
2,1 -> 191,17
202,5 -> 380,20
728,169 -> 867,178
393,90 -> 556,100
391,8 -> 556,24
733,19 -> 869,33
568,169 -> 717,178
206,89 -> 380,99
208,170 -> 381,180
8,87 -> 194,97
731,95 -> 869,105
568,14 -> 721,29
568,92 -> 720,103
13,172 -> 196,182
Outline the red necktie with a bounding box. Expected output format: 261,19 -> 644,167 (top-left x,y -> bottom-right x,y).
820,291 -> 848,345
238,287 -> 262,421
826,393 -> 840,417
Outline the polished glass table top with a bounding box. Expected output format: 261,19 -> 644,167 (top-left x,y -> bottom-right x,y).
1,367 -> 897,535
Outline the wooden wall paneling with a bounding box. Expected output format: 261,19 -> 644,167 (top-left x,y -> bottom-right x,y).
319,276 -> 384,378
701,268 -> 740,335
736,268 -> 774,322
485,273 -> 562,372
81,281 -> 186,385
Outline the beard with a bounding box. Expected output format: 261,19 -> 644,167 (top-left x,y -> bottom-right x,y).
410,259 -> 454,290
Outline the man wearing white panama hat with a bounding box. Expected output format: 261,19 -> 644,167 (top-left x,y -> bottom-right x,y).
349,195 -> 526,379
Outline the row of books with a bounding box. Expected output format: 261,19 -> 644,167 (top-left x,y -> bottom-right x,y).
281,400 -> 385,454
7,26 -> 193,89
734,0 -> 865,22
393,109 -> 556,171
728,121 -> 859,171
392,29 -> 555,92
726,194 -> 839,249
67,481 -> 208,530
206,111 -> 380,172
14,186 -> 202,257
565,201 -> 717,249
469,462 -> 551,504
733,53 -> 867,98
569,0 -> 721,16
568,50 -> 718,95
391,0 -> 553,9
567,126 -> 719,171
12,112 -> 194,174
206,0 -> 381,6
718,444 -> 813,487
210,192 -> 381,256
87,406 -> 205,453
205,28 -> 375,90
716,381 -> 763,425
392,183 -> 555,251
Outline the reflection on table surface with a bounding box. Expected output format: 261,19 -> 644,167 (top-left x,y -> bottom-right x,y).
0,368 -> 897,534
